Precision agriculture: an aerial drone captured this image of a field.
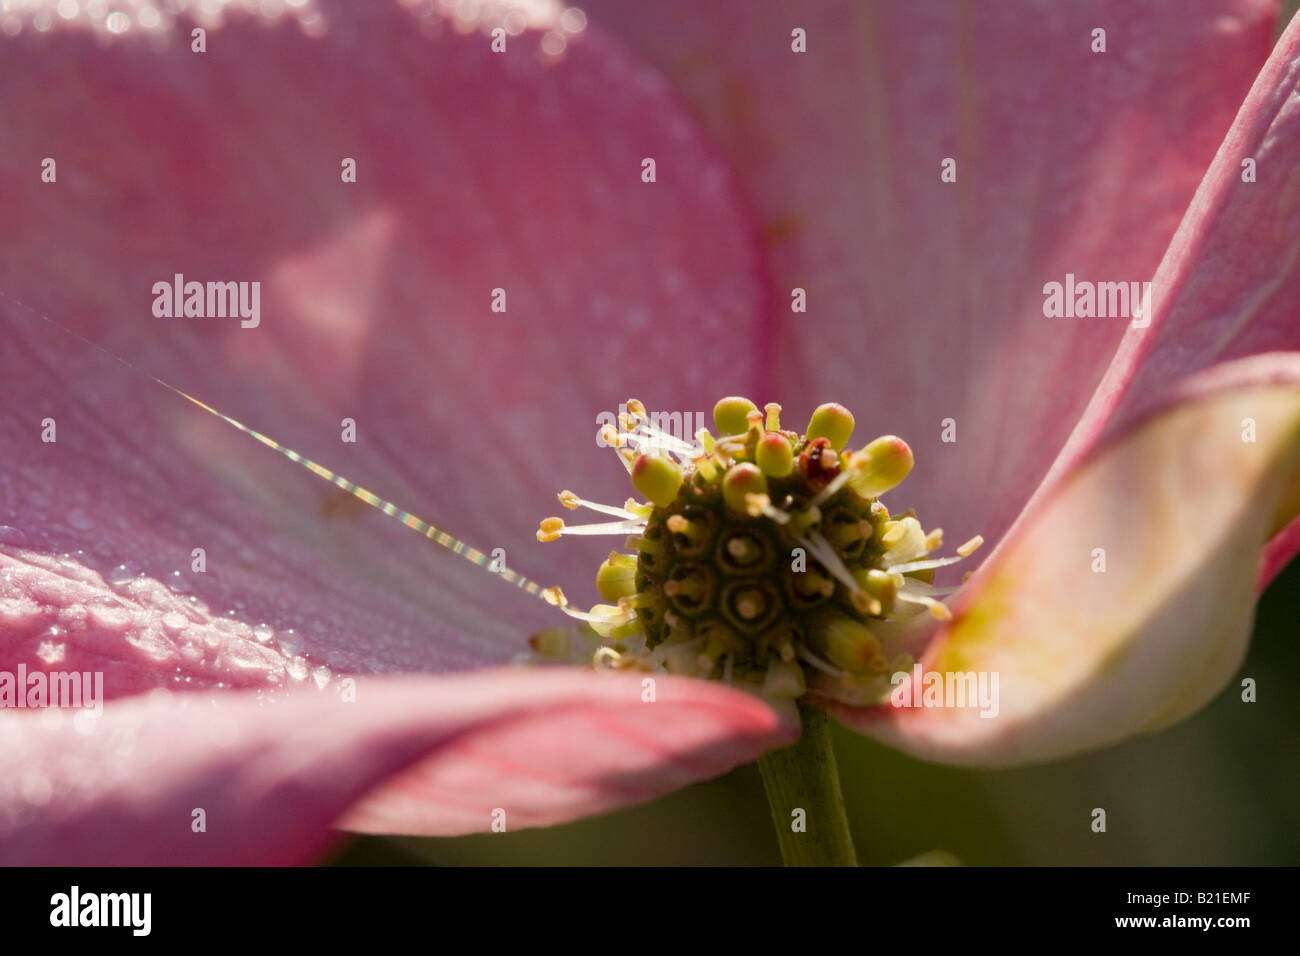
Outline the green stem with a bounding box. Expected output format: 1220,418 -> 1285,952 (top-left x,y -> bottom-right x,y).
756,703 -> 858,866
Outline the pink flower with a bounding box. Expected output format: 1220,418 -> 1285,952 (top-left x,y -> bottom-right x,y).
2,0 -> 1298,864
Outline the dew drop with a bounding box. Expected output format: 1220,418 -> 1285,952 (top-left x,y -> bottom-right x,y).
0,525 -> 29,546
107,563 -> 139,586
35,640 -> 66,665
67,509 -> 95,531
277,631 -> 304,657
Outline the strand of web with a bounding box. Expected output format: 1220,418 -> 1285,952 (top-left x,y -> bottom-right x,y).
0,290 -> 558,603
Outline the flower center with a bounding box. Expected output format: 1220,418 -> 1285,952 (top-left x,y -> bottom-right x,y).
533,398 -> 982,706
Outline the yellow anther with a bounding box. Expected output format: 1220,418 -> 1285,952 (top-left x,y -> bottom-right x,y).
764,402 -> 782,432
881,521 -> 908,547
957,535 -> 984,557
558,490 -> 581,510
927,599 -> 953,621
537,516 -> 565,542
849,589 -> 883,617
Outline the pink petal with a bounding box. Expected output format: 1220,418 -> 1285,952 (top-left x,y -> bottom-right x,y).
833,353 -> 1300,765
0,3 -> 777,859
0,2 -> 766,692
1037,10 -> 1300,584
581,0 -> 1277,552
0,669 -> 795,864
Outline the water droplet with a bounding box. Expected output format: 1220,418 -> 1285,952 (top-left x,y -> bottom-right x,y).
311,665 -> 331,688
107,563 -> 139,586
35,640 -> 66,665
161,612 -> 188,634
252,624 -> 274,644
286,657 -> 308,681
67,509 -> 94,531
167,571 -> 191,593
0,525 -> 29,546
277,632 -> 304,657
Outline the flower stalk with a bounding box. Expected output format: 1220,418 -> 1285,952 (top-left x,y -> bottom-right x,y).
756,703 -> 858,867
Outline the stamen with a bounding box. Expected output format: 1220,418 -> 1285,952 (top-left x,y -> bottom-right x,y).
623,427 -> 698,460
797,645 -> 847,679
755,496 -> 791,524
617,591 -> 656,611
627,536 -> 662,556
830,518 -> 873,548
538,516 -> 645,539
957,535 -> 985,557
593,647 -> 625,670
798,530 -> 869,602
887,555 -> 966,574
666,514 -> 706,545
664,573 -> 705,600
896,590 -> 953,620
558,490 -> 639,520
726,535 -> 763,565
